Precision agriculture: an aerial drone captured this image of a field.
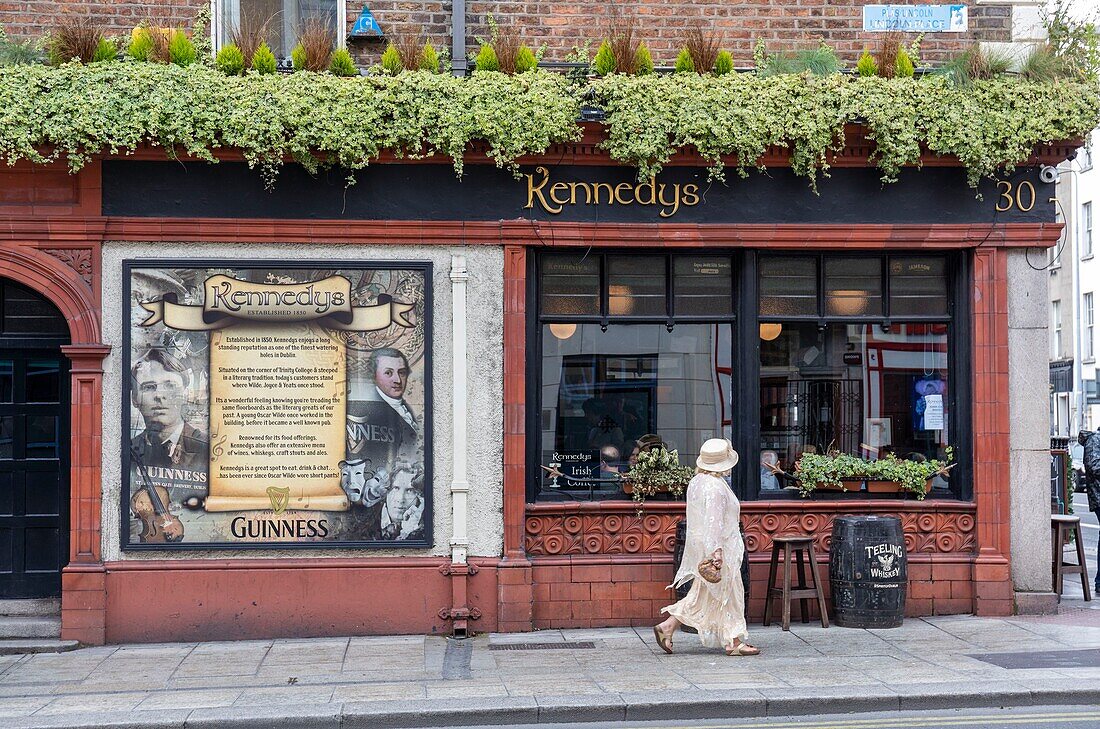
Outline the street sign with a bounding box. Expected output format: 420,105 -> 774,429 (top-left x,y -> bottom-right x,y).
863,5 -> 969,32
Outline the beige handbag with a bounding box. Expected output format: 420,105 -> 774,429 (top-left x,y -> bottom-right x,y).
697,558 -> 722,584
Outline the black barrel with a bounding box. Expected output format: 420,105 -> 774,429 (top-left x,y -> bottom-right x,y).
829,515 -> 907,628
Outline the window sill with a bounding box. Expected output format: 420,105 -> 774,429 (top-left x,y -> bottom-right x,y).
1083,255 -> 1094,262
1084,358 -> 1095,365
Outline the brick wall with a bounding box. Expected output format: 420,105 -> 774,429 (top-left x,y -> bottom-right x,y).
519,554 -> 977,632
0,1 -> 205,41
0,1 -> 1016,69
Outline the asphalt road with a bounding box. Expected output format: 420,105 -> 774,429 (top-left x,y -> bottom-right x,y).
474,705 -> 1100,729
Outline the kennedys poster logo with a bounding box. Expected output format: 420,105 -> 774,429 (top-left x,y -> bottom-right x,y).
865,542 -> 904,579
139,275 -> 415,332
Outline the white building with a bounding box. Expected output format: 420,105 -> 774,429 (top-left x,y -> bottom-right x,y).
1050,128 -> 1099,436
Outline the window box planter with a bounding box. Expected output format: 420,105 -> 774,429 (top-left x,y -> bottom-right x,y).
865,479 -> 934,495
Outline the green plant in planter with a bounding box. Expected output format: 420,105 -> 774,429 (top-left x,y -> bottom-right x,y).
895,47 -> 915,78
622,446 -> 695,513
793,452 -> 948,499
329,48 -> 357,76
420,42 -> 440,73
215,43 -> 244,75
251,42 -> 277,74
380,43 -> 402,74
168,30 -> 196,67
514,44 -> 537,73
857,49 -> 878,77
128,27 -> 155,62
593,41 -> 616,76
92,38 -> 117,64
674,48 -> 695,73
474,43 -> 499,72
714,50 -> 734,76
634,43 -> 654,75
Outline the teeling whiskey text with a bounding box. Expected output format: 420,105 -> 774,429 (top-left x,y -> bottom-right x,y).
525,166 -> 701,218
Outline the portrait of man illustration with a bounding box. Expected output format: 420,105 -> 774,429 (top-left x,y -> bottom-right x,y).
346,347 -> 419,471
130,348 -> 208,473
363,460 -> 425,541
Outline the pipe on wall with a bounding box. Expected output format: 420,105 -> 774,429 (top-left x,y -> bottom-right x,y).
451,0 -> 467,76
442,253 -> 477,638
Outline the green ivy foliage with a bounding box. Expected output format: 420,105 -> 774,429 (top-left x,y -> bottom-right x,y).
594,72 -> 1100,187
0,63 -> 581,184
0,62 -> 1094,192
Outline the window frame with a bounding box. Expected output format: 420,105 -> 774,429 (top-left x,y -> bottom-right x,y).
1086,292 -> 1094,361
1083,201 -> 1094,260
1053,300 -> 1062,357
210,0 -> 347,55
530,251 -> 741,502
527,250 -> 970,504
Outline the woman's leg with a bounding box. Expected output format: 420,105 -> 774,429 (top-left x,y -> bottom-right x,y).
657,615 -> 682,636
1095,524 -> 1100,592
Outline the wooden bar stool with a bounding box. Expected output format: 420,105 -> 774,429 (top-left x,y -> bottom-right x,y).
763,536 -> 829,631
1051,514 -> 1092,602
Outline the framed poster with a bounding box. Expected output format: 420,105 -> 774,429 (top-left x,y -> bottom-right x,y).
122,261 -> 432,549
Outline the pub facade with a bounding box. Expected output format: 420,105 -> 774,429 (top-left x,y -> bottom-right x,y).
0,118 -> 1072,643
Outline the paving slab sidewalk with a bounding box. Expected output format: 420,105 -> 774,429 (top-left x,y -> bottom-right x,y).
1,612 -> 1099,728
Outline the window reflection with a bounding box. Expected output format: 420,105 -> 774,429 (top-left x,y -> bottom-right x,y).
540,324 -> 732,498
758,323 -> 949,490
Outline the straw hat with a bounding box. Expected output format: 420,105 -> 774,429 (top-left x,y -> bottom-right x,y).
696,438 -> 739,472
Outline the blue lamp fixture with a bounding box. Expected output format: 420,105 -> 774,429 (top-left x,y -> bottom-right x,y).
351,7 -> 384,39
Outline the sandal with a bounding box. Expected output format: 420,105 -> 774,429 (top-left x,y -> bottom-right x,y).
725,640 -> 760,657
653,625 -> 674,654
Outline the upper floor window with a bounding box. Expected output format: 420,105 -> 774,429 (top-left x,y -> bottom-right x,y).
216,0 -> 344,60
1086,292 -> 1095,360
1082,146 -> 1094,171
1053,299 -> 1062,357
1083,201 -> 1094,259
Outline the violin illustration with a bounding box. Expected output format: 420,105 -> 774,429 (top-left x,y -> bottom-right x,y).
129,446 -> 185,543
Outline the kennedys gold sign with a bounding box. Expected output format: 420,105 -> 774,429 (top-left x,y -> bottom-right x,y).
525,166 -> 701,218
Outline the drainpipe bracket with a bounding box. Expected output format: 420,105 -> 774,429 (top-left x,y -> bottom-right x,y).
440,562 -> 479,576
438,606 -> 482,621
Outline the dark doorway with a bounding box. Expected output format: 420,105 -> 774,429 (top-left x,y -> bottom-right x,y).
0,280 -> 70,598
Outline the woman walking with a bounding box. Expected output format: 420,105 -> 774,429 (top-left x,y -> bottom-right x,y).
653,439 -> 759,656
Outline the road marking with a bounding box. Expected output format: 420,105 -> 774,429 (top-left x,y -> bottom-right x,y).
647,711 -> 1100,729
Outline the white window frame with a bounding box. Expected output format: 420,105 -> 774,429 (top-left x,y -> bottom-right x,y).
1082,146 -> 1094,172
1084,201 -> 1094,260
1086,292 -> 1095,361
1053,299 -> 1062,358
210,0 -> 347,54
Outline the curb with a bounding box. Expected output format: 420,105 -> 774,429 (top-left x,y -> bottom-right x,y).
7,683 -> 1100,729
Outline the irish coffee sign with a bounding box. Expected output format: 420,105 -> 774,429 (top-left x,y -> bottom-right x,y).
122,261 -> 432,549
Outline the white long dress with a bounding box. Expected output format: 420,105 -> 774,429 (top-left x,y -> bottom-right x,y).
661,472 -> 748,648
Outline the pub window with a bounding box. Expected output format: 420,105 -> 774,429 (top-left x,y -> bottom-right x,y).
757,254 -> 959,498
534,252 -> 735,501
216,1 -> 345,59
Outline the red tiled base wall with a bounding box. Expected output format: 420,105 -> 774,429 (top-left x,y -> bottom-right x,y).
522,553 -> 997,631
100,558 -> 501,644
